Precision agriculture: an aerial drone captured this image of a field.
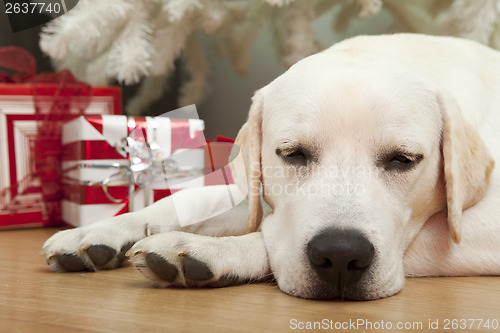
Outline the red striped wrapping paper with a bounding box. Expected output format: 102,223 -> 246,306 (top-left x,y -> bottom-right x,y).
0,84 -> 121,229
61,115 -> 207,227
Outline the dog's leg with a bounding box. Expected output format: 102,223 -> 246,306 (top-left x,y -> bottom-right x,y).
41,185 -> 250,272
127,231 -> 270,287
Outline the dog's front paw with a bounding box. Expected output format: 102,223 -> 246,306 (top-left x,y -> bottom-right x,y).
41,216 -> 148,272
127,232 -> 244,288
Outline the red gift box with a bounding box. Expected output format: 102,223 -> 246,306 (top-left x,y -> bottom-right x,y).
203,140 -> 235,186
0,84 -> 121,229
61,115 -> 207,227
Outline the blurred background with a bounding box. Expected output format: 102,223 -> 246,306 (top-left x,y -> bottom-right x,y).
2,0 -> 499,139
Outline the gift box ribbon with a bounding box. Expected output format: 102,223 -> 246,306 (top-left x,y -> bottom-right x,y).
62,116 -> 211,213
0,46 -> 92,226
62,130 -> 236,215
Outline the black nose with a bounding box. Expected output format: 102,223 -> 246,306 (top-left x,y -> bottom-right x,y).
307,229 -> 374,289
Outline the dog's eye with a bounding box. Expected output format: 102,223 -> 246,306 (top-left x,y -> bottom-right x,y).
391,154 -> 413,164
276,148 -> 308,166
383,152 -> 423,171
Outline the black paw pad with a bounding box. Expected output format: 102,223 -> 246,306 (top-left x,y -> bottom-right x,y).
117,242 -> 135,264
182,256 -> 214,281
211,275 -> 241,287
146,253 -> 178,282
56,254 -> 90,272
86,245 -> 117,267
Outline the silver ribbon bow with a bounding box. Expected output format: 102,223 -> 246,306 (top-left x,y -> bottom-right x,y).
70,125 -> 204,212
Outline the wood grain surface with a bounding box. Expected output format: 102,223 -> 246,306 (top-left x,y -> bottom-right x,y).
1,228 -> 499,332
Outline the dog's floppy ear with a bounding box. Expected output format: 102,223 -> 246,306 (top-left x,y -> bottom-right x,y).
229,90 -> 264,233
438,91 -> 495,243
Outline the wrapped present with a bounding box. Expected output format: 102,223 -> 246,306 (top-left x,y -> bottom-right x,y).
0,83 -> 121,229
169,136 -> 248,228
61,115 -> 207,227
0,46 -> 122,228
203,137 -> 235,187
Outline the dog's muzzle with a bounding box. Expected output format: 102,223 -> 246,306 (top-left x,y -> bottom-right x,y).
307,228 -> 374,290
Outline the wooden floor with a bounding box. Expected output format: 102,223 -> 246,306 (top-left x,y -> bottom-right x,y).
1,228 -> 499,333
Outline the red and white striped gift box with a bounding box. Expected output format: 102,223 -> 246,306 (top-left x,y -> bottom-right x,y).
0,84 -> 121,229
61,115 -> 206,227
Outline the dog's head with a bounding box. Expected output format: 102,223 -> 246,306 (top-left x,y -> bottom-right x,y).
230,49 -> 494,300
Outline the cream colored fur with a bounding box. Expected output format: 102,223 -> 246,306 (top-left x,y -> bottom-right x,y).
42,34 -> 500,300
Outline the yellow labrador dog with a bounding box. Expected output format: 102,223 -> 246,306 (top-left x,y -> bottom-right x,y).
42,34 -> 500,300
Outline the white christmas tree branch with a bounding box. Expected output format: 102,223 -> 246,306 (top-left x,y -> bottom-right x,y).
40,0 -> 134,60
178,34 -> 210,107
106,2 -> 154,84
38,0 -> 500,115
126,75 -> 172,115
